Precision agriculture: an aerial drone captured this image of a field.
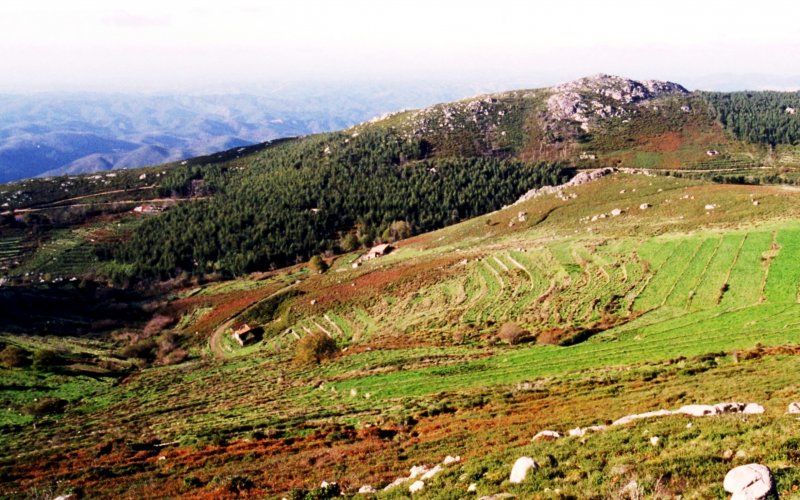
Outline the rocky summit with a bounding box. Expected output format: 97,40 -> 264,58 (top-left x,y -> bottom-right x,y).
546,73 -> 689,131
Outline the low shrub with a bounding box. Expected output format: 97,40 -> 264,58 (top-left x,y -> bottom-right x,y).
0,345 -> 31,368
32,349 -> 67,371
309,254 -> 329,274
24,397 -> 68,416
120,339 -> 157,362
143,314 -> 175,338
497,322 -> 530,345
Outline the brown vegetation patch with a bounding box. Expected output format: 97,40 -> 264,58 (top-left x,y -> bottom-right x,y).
637,131 -> 684,153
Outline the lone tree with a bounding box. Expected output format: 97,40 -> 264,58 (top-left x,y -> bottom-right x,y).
294,331 -> 338,366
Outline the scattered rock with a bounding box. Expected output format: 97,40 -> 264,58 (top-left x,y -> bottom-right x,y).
723,464 -> 773,500
513,167 -> 616,205
532,430 -> 561,441
443,455 -> 461,465
621,479 -> 641,497
723,449 -> 735,461
421,465 -> 442,480
714,402 -> 746,414
611,208 -> 623,216
468,483 -> 477,492
517,211 -> 527,222
358,485 -> 376,494
753,200 -> 760,206
676,404 -> 718,417
650,436 -> 660,446
509,456 -> 538,483
639,203 -> 651,210
350,388 -> 358,397
788,402 -> 800,414
736,450 -> 748,459
612,409 -> 673,426
743,403 -> 765,414
705,203 -> 718,210
409,480 -> 425,493
383,477 -> 407,491
409,465 -> 429,479
568,427 -> 586,437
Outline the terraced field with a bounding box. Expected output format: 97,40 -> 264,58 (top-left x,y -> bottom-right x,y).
0,233 -> 27,269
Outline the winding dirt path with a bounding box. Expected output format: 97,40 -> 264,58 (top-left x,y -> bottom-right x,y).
208,282 -> 301,360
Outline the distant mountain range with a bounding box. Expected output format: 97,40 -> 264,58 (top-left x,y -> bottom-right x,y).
0,84 -> 483,183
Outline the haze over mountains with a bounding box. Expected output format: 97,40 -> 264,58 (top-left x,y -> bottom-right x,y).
0,83 -> 485,183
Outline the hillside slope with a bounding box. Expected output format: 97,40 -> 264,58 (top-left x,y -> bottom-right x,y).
3,170 -> 800,497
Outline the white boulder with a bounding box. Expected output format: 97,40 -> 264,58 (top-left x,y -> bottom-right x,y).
421,464 -> 442,480
568,427 -> 586,437
723,464 -> 773,500
611,208 -> 623,216
383,477 -> 407,491
650,436 -> 660,446
409,480 -> 425,493
443,455 -> 461,465
639,203 -> 651,210
612,409 -> 673,426
743,403 -> 765,414
509,456 -> 538,483
676,404 -> 718,417
714,402 -> 746,414
468,483 -> 477,492
532,430 -> 561,441
788,402 -> 800,414
409,465 -> 429,479
358,485 -> 376,494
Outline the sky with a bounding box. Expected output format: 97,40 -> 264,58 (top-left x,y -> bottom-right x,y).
2,0 -> 800,93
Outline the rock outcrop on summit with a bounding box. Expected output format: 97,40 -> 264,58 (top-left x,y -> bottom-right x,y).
545,74 -> 688,132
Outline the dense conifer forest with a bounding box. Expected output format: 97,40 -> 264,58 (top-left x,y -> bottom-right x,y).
703,91 -> 800,146
108,129 -> 568,279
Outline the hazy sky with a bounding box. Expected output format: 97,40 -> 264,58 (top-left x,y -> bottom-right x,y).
2,0 -> 799,92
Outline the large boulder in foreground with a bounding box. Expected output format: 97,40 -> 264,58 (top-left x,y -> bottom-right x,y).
723,464 -> 774,500
509,457 -> 538,484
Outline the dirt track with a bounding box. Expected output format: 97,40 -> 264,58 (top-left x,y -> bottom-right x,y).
208,282 -> 301,360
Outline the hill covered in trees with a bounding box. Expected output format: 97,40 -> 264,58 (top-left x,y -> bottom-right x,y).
109,130 -> 567,279
2,75 -> 800,286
